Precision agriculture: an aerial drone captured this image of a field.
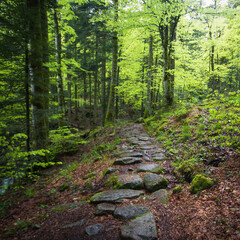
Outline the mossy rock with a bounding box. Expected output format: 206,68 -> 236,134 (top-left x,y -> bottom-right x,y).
151,167 -> 164,174
190,174 -> 212,194
176,161 -> 195,182
172,185 -> 183,194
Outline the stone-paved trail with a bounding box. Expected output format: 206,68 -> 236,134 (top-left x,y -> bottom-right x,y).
27,124 -> 178,240
87,124 -> 177,240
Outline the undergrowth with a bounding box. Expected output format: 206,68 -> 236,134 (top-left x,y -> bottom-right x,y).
144,91 -> 240,183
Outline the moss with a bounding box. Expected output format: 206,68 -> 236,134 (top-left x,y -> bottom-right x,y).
58,183 -> 70,192
104,175 -> 119,188
151,167 -> 164,174
85,180 -> 93,189
176,161 -> 195,182
83,172 -> 97,180
159,177 -> 168,189
172,185 -> 183,194
89,191 -> 103,202
190,174 -> 212,194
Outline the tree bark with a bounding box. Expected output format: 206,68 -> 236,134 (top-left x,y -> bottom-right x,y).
146,34 -> 153,115
159,15 -> 179,106
28,0 -> 49,150
105,0 -> 118,124
94,34 -> 99,125
54,4 -> 65,123
101,33 -> 106,126
67,82 -> 71,122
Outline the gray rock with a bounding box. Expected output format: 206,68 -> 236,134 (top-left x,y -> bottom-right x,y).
113,157 -> 142,165
60,219 -> 86,229
151,189 -> 169,204
94,203 -> 116,215
152,153 -> 166,161
113,150 -> 134,157
120,212 -> 157,240
118,174 -> 144,190
144,173 -> 168,192
141,146 -> 156,150
114,205 -> 150,220
116,151 -> 143,158
137,164 -> 160,173
143,155 -> 151,161
131,141 -> 148,146
103,167 -> 118,176
138,136 -> 150,141
90,189 -> 144,203
85,223 -> 104,235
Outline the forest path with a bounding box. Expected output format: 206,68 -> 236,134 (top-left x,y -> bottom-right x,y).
21,124 -> 184,240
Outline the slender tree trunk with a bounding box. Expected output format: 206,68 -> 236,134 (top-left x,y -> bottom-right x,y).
146,34 -> 153,116
40,0 -> 49,140
74,83 -> 78,120
159,16 -> 179,106
54,6 -> 65,123
28,0 -> 49,150
115,66 -> 120,119
82,48 -> 87,125
67,82 -> 71,122
101,34 -> 106,126
94,34 -> 99,125
105,0 -> 118,124
89,73 -> 92,126
141,64 -> 145,117
25,42 -> 30,153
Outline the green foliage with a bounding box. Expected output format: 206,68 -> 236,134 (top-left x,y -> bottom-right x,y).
59,161 -> 78,177
81,137 -> 122,163
49,127 -> 87,158
190,174 -> 212,194
83,172 -> 97,180
58,183 -> 70,192
0,131 -> 56,189
176,161 -> 196,183
104,175 -> 119,188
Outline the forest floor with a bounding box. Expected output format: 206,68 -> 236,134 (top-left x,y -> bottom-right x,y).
0,98 -> 240,240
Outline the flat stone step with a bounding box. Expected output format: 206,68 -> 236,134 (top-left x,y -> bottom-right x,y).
138,136 -> 150,141
118,174 -> 144,190
144,173 -> 168,192
152,153 -> 167,161
115,151 -> 143,158
140,146 -> 157,150
120,212 -> 157,240
114,205 -> 150,220
94,203 -> 116,215
113,157 -> 142,165
136,163 -> 160,173
90,189 -> 144,203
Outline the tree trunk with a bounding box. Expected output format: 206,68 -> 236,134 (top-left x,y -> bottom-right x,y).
28,0 -> 49,150
89,73 -> 92,126
105,0 -> 118,124
159,16 -> 179,106
54,5 -> 65,123
101,34 -> 106,126
67,82 -> 71,122
74,83 -> 78,120
25,41 -> 30,153
146,34 -> 153,116
94,34 -> 99,125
